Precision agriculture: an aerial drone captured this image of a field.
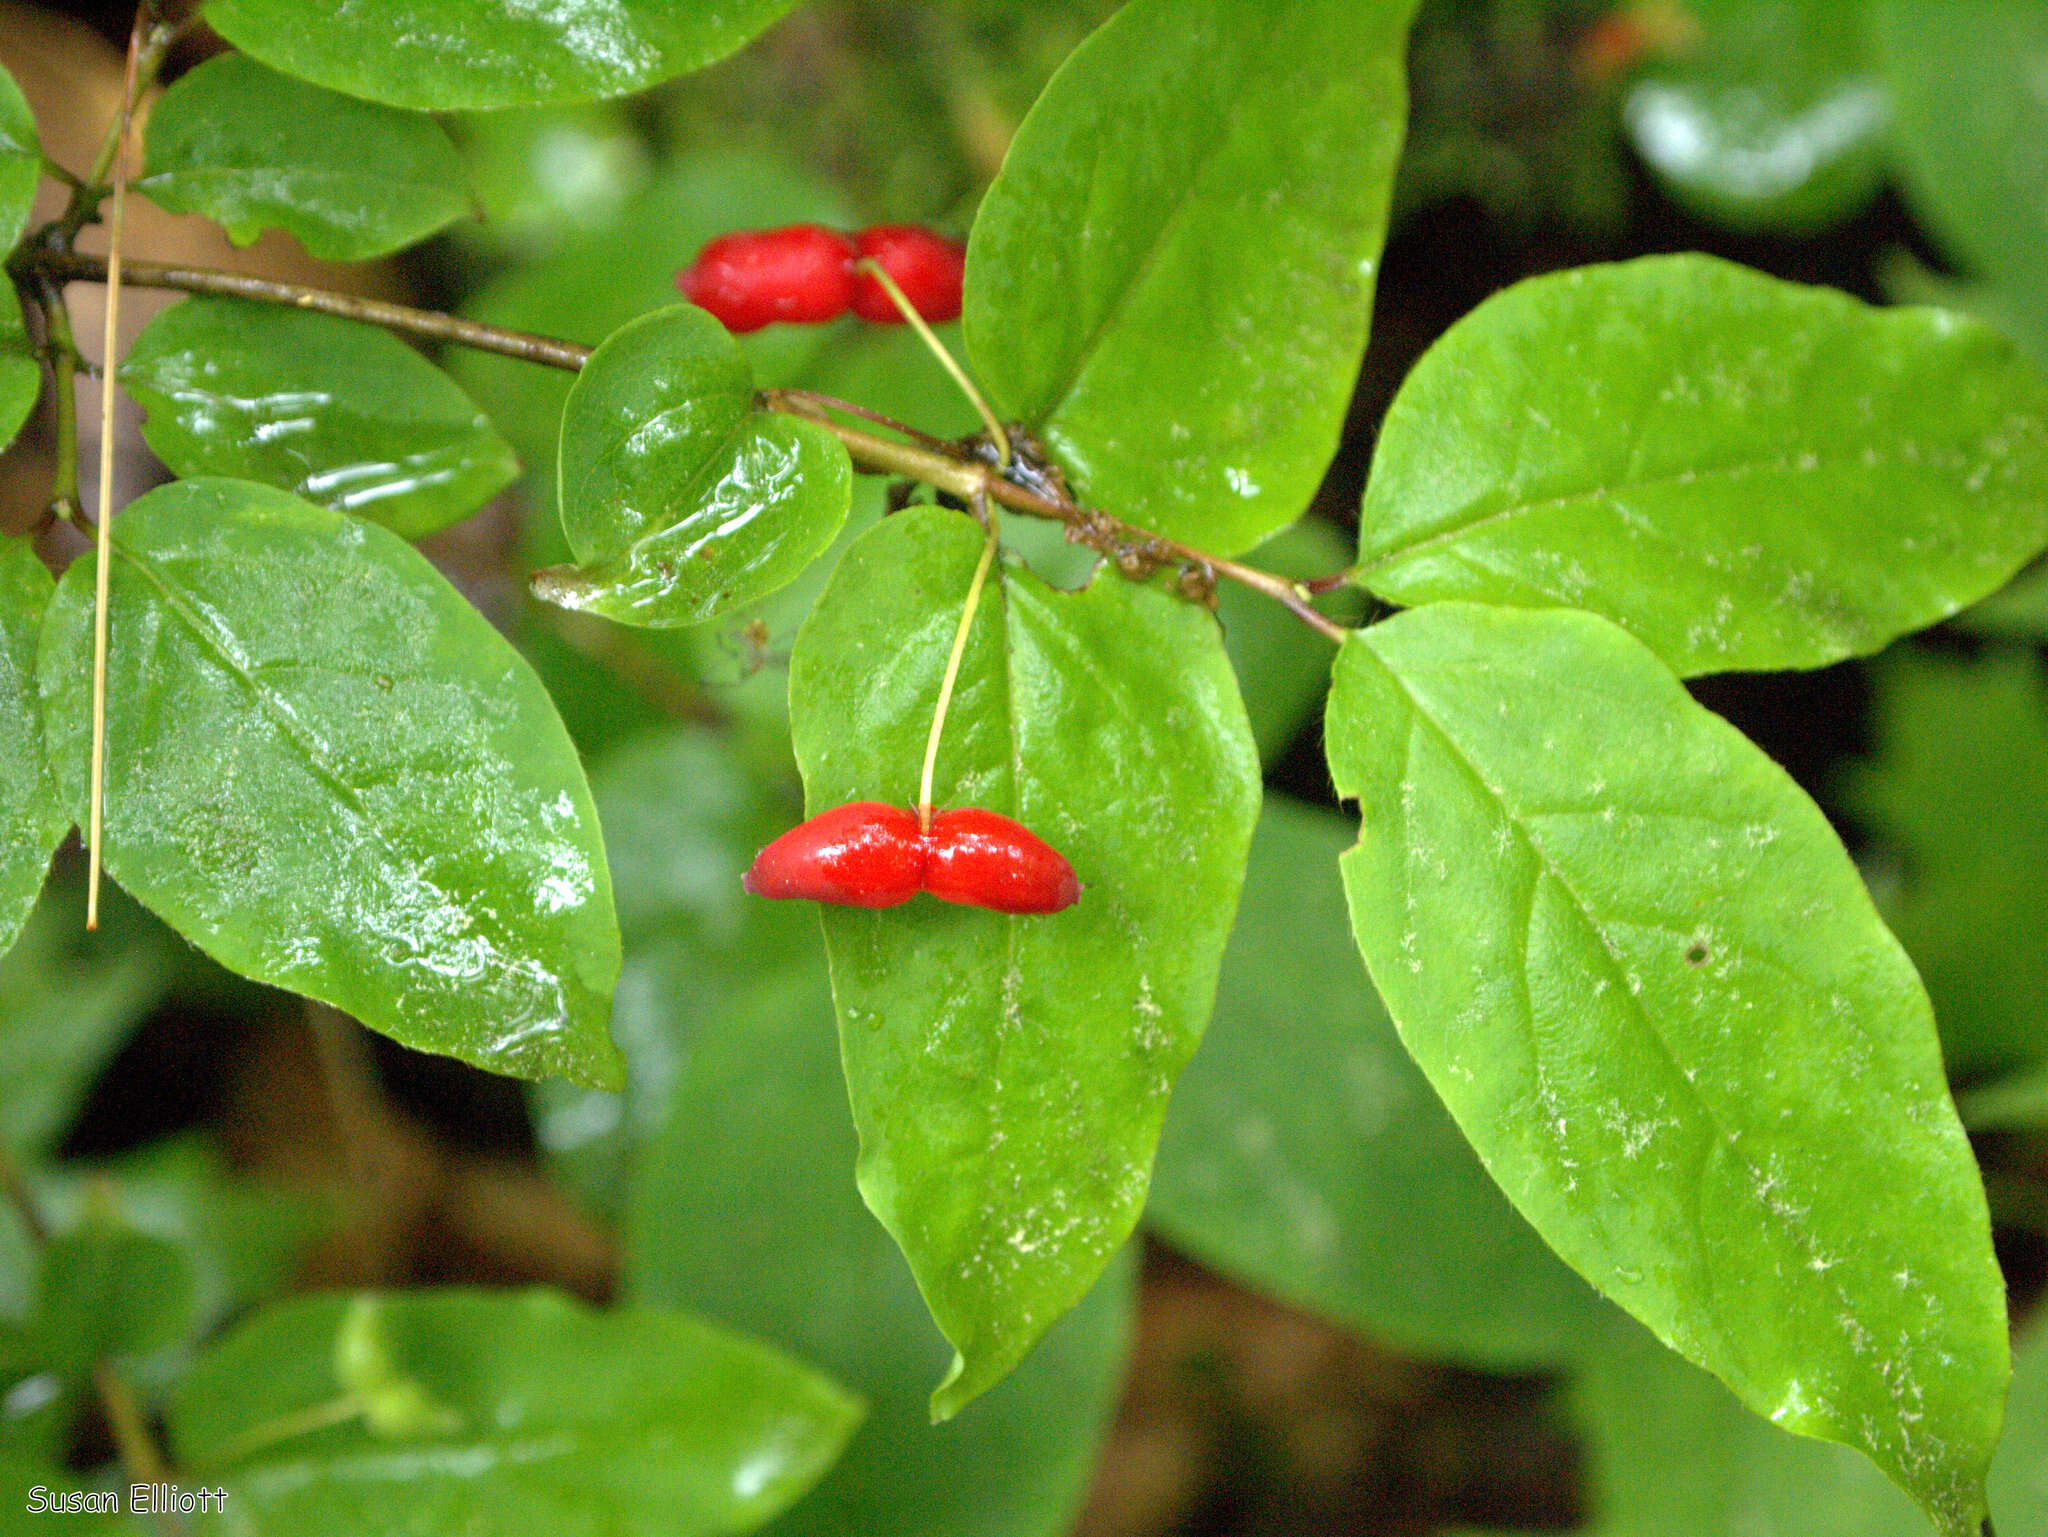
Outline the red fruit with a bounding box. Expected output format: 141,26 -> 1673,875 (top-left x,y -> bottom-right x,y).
924,808 -> 1080,915
848,225 -> 967,324
677,224 -> 857,333
743,801 -> 924,908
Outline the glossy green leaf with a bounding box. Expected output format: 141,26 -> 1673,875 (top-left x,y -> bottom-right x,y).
123,298 -> 518,538
1873,0 -> 2048,298
1214,520 -> 1361,765
0,543 -> 66,955
1621,0 -> 1886,234
137,54 -> 470,260
1844,648 -> 2048,1076
1570,1312 -> 1931,1537
0,63 -> 39,257
538,306 -> 852,627
170,1288 -> 862,1536
1149,797 -> 1605,1370
0,882 -> 168,1160
204,0 -> 803,111
625,891 -> 1133,1537
30,1216 -> 196,1382
37,479 -> 623,1089
963,0 -> 1417,556
791,506 -> 1258,1418
454,156 -> 850,516
1355,256 -> 2048,676
0,283 -> 38,459
1324,603 -> 2007,1534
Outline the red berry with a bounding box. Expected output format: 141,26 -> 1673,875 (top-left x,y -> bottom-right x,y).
676,224 -> 857,333
848,226 -> 967,324
924,808 -> 1080,915
743,801 -> 924,908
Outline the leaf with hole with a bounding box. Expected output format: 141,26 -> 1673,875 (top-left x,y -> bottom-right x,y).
1355,256 -> 2048,675
791,505 -> 1258,1418
1324,602 -> 2007,1534
36,478 -> 622,1090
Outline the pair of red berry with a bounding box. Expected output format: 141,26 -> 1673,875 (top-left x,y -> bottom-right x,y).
677,224 -> 966,334
744,802 -> 1080,915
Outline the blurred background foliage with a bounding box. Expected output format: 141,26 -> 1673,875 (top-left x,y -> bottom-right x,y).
0,0 -> 2044,1532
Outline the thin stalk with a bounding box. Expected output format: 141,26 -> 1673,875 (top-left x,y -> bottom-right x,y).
31,277 -> 85,531
51,13 -> 180,244
86,6 -> 147,932
767,386 -> 951,449
192,1393 -> 363,1472
918,496 -> 998,831
853,257 -> 1010,466
32,254 -> 1349,642
44,253 -> 594,370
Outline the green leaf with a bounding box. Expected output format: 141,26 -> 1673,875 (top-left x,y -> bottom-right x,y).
122,298 -> 519,538
0,283 -> 42,460
963,0 -> 1418,556
1844,648 -> 2048,1077
1149,797 -> 1606,1370
0,543 -> 66,955
1354,256 -> 2048,676
538,306 -> 852,627
0,882 -> 169,1161
0,63 -> 40,256
625,896 -> 1133,1537
1873,0 -> 2048,298
172,1288 -> 861,1536
454,155 -> 850,516
1570,1312 -> 1930,1537
30,1215 -> 196,1381
449,103 -> 649,260
532,725 -> 803,1217
1214,520 -> 1362,765
1324,603 -> 2007,1534
791,506 -> 1258,1418
137,54 -> 471,261
1956,562 -> 2048,640
1620,0 -> 1887,234
203,0 -> 804,111
37,479 -> 623,1089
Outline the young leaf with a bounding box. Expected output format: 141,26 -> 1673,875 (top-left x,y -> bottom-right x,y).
0,542 -> 68,955
1620,0 -> 1886,234
0,63 -> 40,255
1844,648 -> 2048,1076
963,0 -> 1419,556
137,54 -> 471,261
1872,0 -> 2048,300
626,907 -> 1134,1537
1149,797 -> 1607,1371
170,1289 -> 862,1537
790,506 -> 1258,1419
1324,602 -> 2007,1534
37,478 -> 623,1090
123,298 -> 519,538
537,305 -> 852,628
1354,256 -> 2048,676
203,0 -> 804,112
